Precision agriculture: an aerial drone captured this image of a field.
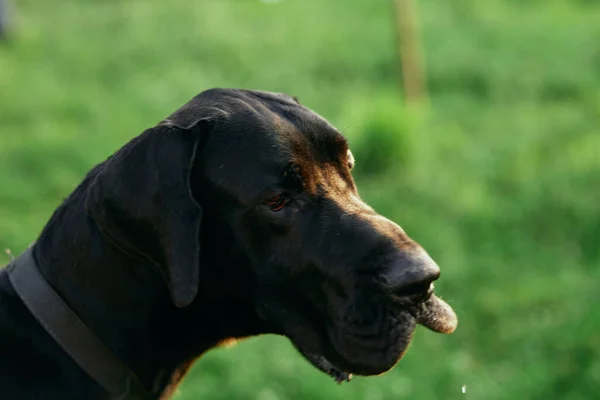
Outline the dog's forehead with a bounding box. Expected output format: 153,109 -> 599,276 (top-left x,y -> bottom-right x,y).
198,90 -> 349,199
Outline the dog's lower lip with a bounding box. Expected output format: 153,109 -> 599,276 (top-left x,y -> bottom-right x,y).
301,351 -> 352,383
416,295 -> 458,334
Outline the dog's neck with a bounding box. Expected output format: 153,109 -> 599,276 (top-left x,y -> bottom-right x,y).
31,183 -> 265,398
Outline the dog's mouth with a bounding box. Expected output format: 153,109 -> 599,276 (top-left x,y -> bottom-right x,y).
294,294 -> 457,383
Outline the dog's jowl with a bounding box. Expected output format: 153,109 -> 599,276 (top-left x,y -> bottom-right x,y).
0,89 -> 457,400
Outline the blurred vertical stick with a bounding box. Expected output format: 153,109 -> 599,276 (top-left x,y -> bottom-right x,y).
393,0 -> 428,105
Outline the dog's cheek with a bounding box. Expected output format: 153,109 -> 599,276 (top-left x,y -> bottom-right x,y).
267,217 -> 293,235
232,212 -> 274,260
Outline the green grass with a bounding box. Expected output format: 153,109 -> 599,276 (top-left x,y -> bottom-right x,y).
1,0 -> 599,399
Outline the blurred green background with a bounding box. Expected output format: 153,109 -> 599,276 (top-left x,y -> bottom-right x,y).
1,0 -> 599,399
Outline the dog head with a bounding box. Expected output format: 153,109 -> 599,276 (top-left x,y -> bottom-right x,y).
86,88 -> 457,380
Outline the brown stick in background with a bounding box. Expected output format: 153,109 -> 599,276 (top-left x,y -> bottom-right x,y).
393,0 -> 428,105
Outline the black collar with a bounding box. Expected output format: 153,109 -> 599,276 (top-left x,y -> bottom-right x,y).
7,247 -> 151,400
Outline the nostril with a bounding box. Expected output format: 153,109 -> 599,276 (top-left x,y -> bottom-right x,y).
381,250 -> 441,299
394,268 -> 440,297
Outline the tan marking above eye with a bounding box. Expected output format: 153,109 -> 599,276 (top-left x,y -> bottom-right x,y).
347,149 -> 355,169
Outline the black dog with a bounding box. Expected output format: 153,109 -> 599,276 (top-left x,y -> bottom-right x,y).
0,89 -> 457,399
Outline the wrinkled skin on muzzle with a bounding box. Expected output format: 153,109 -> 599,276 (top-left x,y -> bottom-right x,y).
191,89 -> 457,382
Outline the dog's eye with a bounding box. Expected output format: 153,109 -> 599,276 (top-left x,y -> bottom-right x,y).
264,194 -> 287,212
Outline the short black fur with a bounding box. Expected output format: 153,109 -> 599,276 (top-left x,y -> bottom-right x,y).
0,88 -> 454,399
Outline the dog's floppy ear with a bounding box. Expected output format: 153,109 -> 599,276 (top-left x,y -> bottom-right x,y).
85,113 -> 217,308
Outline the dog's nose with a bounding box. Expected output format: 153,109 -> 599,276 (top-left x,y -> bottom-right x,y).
380,248 -> 441,297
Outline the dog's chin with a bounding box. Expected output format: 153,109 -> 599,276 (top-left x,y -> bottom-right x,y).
289,295 -> 458,383
290,311 -> 416,383
327,320 -> 416,377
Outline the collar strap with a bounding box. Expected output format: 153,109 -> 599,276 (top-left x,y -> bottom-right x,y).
7,247 -> 151,400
